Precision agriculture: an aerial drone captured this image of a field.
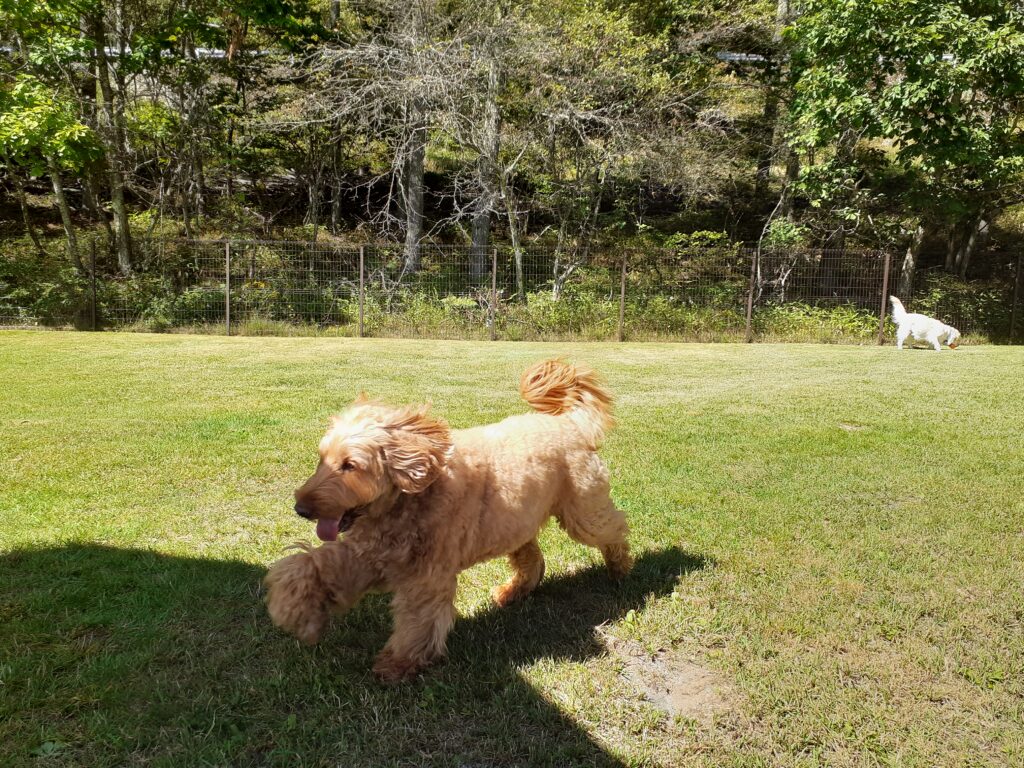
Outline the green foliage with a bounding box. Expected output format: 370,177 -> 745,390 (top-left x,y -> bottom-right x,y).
126,102 -> 180,152
663,230 -> 733,249
506,286 -> 618,339
0,77 -> 102,174
911,272 -> 1012,340
0,238 -> 87,325
625,296 -> 746,341
0,0 -> 1021,314
763,219 -> 810,248
119,285 -> 908,344
788,0 -> 1024,222
754,302 -> 878,343
138,295 -> 178,332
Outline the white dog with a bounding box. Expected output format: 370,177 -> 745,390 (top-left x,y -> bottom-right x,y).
889,296 -> 960,351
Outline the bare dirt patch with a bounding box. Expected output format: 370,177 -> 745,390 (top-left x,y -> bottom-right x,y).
604,635 -> 732,723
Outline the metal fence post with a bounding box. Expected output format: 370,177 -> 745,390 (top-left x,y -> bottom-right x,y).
358,245 -> 365,338
224,241 -> 231,336
1011,253 -> 1023,343
90,239 -> 97,332
877,250 -> 892,345
617,253 -> 628,342
490,246 -> 498,341
744,248 -> 758,343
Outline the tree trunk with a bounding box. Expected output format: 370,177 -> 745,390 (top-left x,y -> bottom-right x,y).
226,115 -> 235,199
47,157 -> 82,270
755,0 -> 792,199
470,54 -> 500,282
331,182 -> 343,234
507,209 -> 524,301
193,151 -> 206,225
10,171 -> 46,256
898,222 -> 927,297
778,150 -> 800,219
499,173 -> 525,300
755,85 -> 779,199
306,158 -> 322,243
91,16 -> 133,275
179,162 -> 194,239
148,175 -> 165,237
955,214 -> 986,278
470,209 -> 491,281
400,2 -> 430,274
402,116 -> 426,273
84,169 -> 116,249
944,226 -> 959,271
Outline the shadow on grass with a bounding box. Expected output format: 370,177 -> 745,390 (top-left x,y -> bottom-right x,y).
0,544 -> 706,767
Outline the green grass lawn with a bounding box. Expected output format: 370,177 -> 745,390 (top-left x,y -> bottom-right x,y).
1,333 -> 1022,767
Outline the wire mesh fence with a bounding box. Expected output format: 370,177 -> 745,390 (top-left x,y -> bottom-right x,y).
2,238 -> 1020,343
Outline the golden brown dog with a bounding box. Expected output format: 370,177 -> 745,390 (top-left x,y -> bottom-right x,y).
264,359 -> 632,682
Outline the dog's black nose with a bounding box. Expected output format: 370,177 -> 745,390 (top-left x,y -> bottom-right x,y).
294,502 -> 315,520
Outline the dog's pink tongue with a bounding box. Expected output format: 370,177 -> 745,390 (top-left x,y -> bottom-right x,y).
316,518 -> 340,542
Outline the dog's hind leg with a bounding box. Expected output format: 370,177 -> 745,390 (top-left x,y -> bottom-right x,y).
492,539 -> 545,607
373,577 -> 457,683
557,481 -> 632,579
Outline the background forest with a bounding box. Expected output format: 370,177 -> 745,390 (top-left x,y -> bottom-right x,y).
1,0 -> 1022,336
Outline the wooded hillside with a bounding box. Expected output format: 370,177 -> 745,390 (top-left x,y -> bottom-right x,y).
2,0 -> 1022,289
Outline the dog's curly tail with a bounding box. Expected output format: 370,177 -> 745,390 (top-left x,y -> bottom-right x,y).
519,358 -> 613,447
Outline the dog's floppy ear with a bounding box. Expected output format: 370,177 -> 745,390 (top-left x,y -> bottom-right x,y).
382,406 -> 452,493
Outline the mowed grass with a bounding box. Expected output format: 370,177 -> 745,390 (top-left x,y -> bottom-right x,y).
1,333 -> 1022,768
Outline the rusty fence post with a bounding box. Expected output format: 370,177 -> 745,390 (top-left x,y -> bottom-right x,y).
358,245 -> 365,338
877,250 -> 892,346
744,248 -> 758,343
224,241 -> 231,336
90,239 -> 97,331
490,246 -> 498,341
1011,252 -> 1023,343
617,253 -> 628,342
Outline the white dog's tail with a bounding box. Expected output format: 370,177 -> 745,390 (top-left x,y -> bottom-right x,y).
889,296 -> 907,323
519,358 -> 613,447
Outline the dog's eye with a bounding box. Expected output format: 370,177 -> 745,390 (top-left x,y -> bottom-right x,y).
340,459 -> 358,472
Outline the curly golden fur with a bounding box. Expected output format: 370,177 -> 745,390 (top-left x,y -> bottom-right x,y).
264,359 -> 632,682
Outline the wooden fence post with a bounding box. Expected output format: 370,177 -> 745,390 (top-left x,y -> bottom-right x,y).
358,245 -> 365,338
1011,253 -> 1023,343
490,246 -> 498,341
744,248 -> 758,343
877,250 -> 892,346
617,253 -> 627,342
224,241 -> 231,336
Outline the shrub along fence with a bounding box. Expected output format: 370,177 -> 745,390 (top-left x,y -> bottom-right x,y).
2,238 -> 1021,343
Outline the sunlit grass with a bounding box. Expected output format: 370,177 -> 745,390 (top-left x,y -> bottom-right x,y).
1,333 -> 1022,766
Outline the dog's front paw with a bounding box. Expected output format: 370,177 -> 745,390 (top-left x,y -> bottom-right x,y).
269,600 -> 327,645
264,551 -> 329,645
372,650 -> 426,684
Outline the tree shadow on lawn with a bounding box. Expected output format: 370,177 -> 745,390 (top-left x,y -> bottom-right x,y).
0,543 -> 707,767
